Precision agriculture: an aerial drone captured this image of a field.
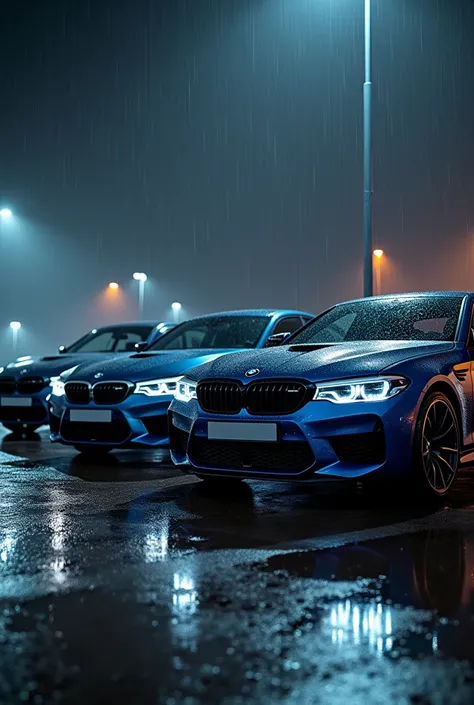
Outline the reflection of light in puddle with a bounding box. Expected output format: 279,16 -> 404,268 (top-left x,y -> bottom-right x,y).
326,600 -> 439,655
172,572 -> 198,616
49,512 -> 66,551
144,519 -> 169,562
50,556 -> 67,584
0,534 -> 16,563
171,572 -> 199,651
327,600 -> 393,655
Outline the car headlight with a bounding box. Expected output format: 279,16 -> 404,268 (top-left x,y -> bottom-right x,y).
133,377 -> 181,397
313,376 -> 409,404
175,378 -> 197,403
50,366 -> 79,398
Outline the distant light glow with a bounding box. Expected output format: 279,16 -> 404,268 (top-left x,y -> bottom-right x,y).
0,208 -> 12,220
373,249 -> 384,258
9,321 -> 21,331
91,329 -> 97,334
108,281 -> 119,290
172,302 -> 182,312
133,272 -> 148,282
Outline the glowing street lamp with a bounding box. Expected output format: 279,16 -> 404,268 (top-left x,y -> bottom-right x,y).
108,281 -> 119,290
9,321 -> 21,354
0,208 -> 12,220
373,249 -> 384,295
133,273 -> 148,318
172,302 -> 182,323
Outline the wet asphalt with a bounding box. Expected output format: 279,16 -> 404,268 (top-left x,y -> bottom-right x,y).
2,429 -> 474,703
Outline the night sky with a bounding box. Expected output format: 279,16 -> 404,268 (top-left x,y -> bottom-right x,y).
0,0 -> 473,359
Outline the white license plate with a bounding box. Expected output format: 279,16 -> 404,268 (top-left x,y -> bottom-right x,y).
208,421 -> 277,442
1,397 -> 32,407
70,409 -> 112,423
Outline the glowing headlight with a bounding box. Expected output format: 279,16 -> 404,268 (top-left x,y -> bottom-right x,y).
175,378 -> 197,403
50,377 -> 65,397
50,366 -> 79,397
313,376 -> 409,404
134,377 -> 181,397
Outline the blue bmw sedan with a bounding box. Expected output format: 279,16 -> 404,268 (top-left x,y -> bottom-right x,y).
169,292 -> 474,498
48,309 -> 313,453
0,321 -> 174,434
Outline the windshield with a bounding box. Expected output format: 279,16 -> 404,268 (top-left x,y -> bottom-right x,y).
290,296 -> 464,344
147,315 -> 269,350
66,326 -> 154,353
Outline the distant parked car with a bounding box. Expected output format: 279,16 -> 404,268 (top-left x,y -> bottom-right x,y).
0,321 -> 175,435
48,309 -> 314,454
169,292 -> 473,499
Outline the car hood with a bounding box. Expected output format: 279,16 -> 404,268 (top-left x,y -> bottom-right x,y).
66,349 -> 233,383
1,353 -> 126,379
188,340 -> 456,383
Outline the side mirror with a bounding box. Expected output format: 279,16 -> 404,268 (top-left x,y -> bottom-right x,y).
135,341 -> 148,352
58,345 -> 66,354
265,332 -> 291,347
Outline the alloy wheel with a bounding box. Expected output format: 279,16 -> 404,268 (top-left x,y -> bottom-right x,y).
421,398 -> 459,495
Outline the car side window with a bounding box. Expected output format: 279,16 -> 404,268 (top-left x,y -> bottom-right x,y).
73,332 -> 116,352
115,332 -> 144,352
272,317 -> 305,336
160,327 -> 207,350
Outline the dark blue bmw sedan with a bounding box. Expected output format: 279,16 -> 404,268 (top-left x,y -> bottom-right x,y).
0,321 -> 174,434
48,309 -> 313,453
169,292 -> 474,498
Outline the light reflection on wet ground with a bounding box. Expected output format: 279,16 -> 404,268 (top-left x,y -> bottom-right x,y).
1,429 -> 474,702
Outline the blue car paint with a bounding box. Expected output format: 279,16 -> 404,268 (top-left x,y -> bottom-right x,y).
0,321 -> 174,431
169,292 -> 474,482
49,310 -> 314,450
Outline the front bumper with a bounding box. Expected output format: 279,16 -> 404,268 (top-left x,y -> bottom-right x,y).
168,388 -> 420,481
0,388 -> 50,428
49,392 -> 175,448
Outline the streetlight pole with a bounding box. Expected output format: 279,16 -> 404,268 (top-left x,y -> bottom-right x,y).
363,0 -> 373,297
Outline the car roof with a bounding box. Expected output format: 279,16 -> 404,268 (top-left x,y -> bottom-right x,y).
94,321 -> 172,329
186,309 -> 314,320
339,291 -> 471,305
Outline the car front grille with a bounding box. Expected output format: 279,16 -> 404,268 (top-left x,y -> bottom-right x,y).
329,427 -> 386,465
65,382 -> 90,404
196,379 -> 312,415
0,376 -> 49,395
197,381 -> 242,414
188,437 -> 314,473
92,382 -> 133,405
60,413 -> 130,444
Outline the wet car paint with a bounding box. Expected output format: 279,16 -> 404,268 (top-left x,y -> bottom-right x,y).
1,428 -> 474,703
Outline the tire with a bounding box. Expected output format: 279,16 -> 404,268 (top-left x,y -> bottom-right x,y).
411,391 -> 460,499
2,424 -> 40,434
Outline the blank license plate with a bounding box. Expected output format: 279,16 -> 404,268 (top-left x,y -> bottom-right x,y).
1,397 -> 32,407
208,421 -> 277,442
70,409 -> 112,423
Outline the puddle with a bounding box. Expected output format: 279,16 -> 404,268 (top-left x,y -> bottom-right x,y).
255,529 -> 474,664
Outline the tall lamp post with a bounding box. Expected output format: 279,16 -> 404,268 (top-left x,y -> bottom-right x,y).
133,272 -> 148,319
363,0 -> 373,297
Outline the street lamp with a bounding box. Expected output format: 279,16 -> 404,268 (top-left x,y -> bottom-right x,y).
108,281 -> 119,290
373,249 -> 384,295
0,208 -> 12,220
363,0 -> 373,297
9,321 -> 21,354
133,272 -> 148,318
171,302 -> 182,323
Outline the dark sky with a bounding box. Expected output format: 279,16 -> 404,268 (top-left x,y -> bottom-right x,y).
0,0 -> 473,358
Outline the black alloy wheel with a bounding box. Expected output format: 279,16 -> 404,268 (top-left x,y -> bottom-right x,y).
415,392 -> 460,497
